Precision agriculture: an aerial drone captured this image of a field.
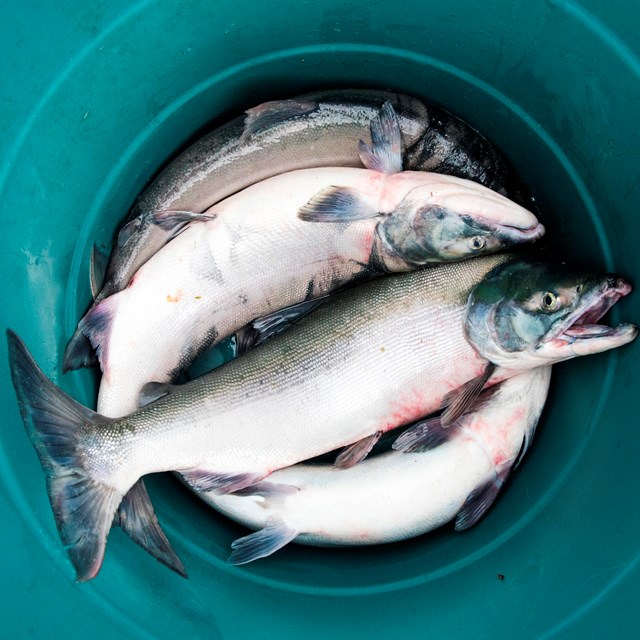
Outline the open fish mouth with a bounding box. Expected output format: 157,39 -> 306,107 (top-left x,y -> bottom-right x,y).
545,277 -> 633,343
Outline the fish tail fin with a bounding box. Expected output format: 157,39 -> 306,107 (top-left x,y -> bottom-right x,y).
62,324 -> 98,371
7,329 -> 122,581
118,480 -> 187,578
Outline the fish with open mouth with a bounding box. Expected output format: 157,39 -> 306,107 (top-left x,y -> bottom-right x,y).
64,88 -> 534,371
8,254 -> 636,580
203,367 -> 552,564
63,100 -> 543,578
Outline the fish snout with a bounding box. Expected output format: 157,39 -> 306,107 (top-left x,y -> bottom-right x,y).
497,221 -> 546,243
605,276 -> 632,297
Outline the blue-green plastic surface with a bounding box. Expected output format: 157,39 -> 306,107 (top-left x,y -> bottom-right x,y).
1,1 -> 639,637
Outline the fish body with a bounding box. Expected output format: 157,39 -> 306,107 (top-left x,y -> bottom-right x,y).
107,89 -> 524,298
9,256 -> 636,579
204,367 -> 551,563
89,168 -> 541,417
64,89 -> 531,370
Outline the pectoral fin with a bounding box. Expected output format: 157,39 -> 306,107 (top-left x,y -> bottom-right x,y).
151,209 -> 216,236
232,481 -> 300,500
334,431 -> 383,468
228,518 -> 299,565
454,467 -> 511,531
298,186 -> 380,222
440,363 -> 496,427
358,101 -> 402,174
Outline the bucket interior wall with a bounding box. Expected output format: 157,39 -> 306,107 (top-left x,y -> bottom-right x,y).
1,1 -> 639,637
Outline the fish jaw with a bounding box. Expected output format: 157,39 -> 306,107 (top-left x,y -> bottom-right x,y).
466,262 -> 637,371
533,323 -> 638,363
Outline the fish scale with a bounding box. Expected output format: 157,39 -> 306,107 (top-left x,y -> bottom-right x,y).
206,368 -> 552,558
8,253 -> 637,580
84,256 -> 506,494
90,166 -> 540,418
63,89 -> 527,377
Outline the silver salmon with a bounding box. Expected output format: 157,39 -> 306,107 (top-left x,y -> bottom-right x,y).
204,367 -> 551,564
8,256 -> 636,580
64,89 -> 533,371
89,163 -> 542,418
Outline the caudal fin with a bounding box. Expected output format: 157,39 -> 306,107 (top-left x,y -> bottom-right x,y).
62,325 -> 98,371
7,329 -> 122,581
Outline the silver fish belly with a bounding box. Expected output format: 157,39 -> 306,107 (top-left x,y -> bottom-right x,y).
204,367 -> 552,563
85,168 -> 541,418
64,89 -> 530,372
9,256 -> 636,580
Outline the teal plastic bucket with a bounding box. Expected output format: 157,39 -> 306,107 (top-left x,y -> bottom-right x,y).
2,1 -> 639,637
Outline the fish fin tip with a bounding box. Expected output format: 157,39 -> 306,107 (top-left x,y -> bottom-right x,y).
440,363 -> 496,427
242,99 -> 318,139
89,244 -> 109,300
138,381 -> 175,408
334,431 -> 382,468
118,481 -> 187,578
62,328 -> 98,371
178,469 -> 266,495
7,330 -> 121,580
78,296 -> 119,373
227,520 -> 298,565
454,468 -> 511,531
358,101 -> 402,174
298,186 -> 379,222
392,417 -> 456,453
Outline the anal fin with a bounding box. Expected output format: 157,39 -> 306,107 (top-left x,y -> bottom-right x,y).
63,327 -> 98,372
78,295 -> 120,373
228,518 -> 299,565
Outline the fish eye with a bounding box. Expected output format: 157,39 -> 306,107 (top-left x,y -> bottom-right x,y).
576,284 -> 583,294
540,291 -> 560,311
468,236 -> 486,251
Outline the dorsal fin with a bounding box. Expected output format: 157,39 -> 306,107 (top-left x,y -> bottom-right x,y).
358,101 -> 403,174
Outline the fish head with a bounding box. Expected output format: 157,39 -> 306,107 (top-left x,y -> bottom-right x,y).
376,181 -> 545,268
465,259 -> 638,369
